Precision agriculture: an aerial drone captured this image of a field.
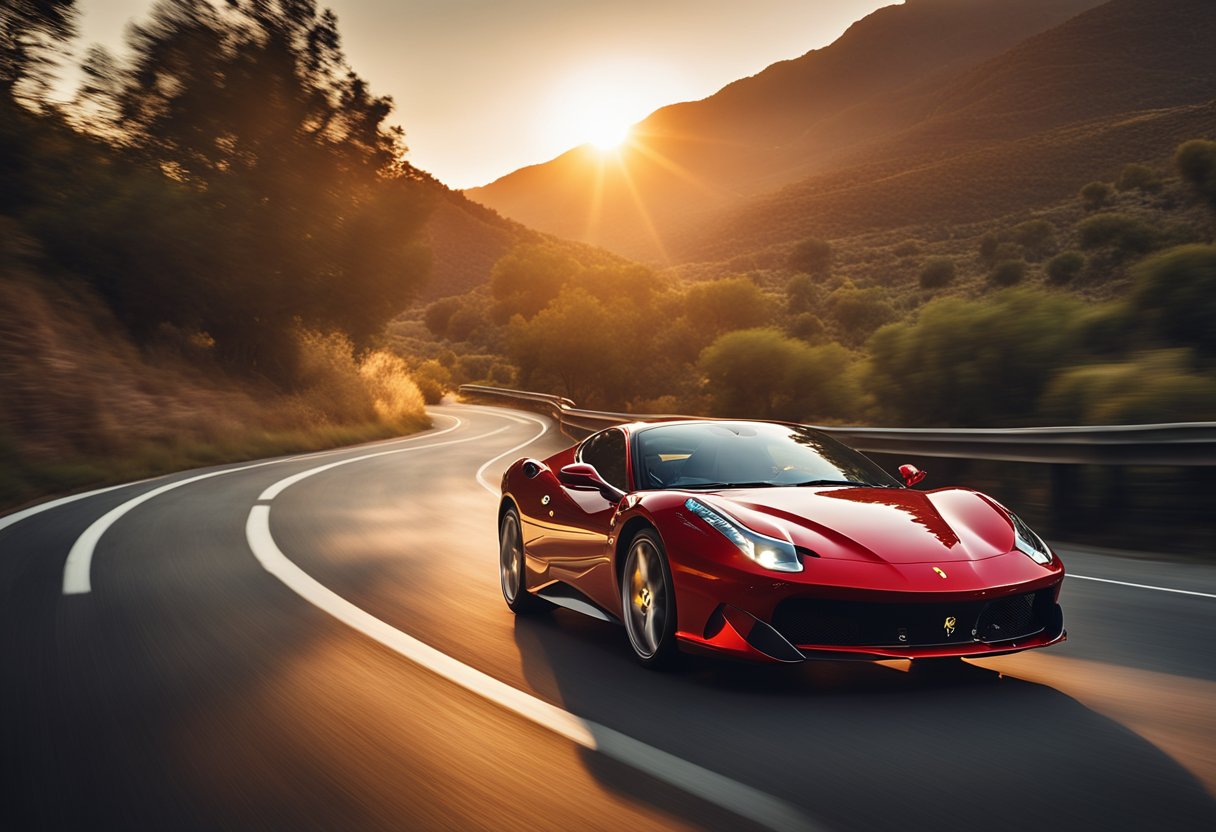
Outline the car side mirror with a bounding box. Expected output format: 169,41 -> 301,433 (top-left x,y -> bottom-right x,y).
898,464 -> 927,487
559,463 -> 624,499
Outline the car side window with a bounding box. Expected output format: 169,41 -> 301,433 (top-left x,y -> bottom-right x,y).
578,429 -> 628,492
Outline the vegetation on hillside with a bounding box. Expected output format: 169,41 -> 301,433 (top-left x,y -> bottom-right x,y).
1,0 -> 434,506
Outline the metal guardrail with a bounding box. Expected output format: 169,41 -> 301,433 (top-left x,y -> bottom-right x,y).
457,384 -> 1216,467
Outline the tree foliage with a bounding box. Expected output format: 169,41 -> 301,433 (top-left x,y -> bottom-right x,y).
865,291 -> 1084,426
1077,212 -> 1158,257
1040,350 -> 1216,424
1046,250 -> 1085,284
1079,180 -> 1113,211
1131,244 -> 1216,357
0,0 -> 77,101
698,329 -> 858,421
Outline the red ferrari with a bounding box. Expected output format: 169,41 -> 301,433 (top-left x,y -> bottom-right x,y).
497,420 -> 1066,668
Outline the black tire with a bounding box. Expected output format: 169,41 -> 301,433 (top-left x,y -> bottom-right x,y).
620,529 -> 679,669
499,507 -> 544,614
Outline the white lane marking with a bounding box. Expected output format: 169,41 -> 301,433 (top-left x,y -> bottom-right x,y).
0,483 -> 138,536
472,409 -> 550,495
1067,573 -> 1216,600
258,425 -> 506,501
60,417 -> 463,595
245,503 -> 818,832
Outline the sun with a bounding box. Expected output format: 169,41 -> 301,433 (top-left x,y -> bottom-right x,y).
588,119 -> 632,151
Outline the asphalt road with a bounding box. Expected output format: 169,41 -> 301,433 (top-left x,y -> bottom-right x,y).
2,402 -> 1214,831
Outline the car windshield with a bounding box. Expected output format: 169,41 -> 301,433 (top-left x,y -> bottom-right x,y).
635,422 -> 902,490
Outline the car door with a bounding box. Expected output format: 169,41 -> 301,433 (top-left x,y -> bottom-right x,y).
543,428 -> 629,612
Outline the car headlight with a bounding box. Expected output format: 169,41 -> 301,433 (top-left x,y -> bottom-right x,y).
684,498 -> 803,573
1009,511 -> 1052,565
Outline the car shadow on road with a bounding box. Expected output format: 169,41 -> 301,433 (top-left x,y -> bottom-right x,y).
512,610 -> 1216,832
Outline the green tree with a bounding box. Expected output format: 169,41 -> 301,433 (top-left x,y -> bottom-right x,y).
785,273 -> 819,315
865,290 -> 1085,426
684,276 -> 771,341
788,237 -> 832,278
490,243 -> 580,323
1175,139 -> 1216,212
918,257 -> 955,289
1131,244 -> 1216,357
424,297 -> 462,338
699,328 -> 858,421
1080,181 -> 1113,211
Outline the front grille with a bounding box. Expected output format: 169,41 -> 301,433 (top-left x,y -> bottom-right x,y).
773,590 -> 1052,648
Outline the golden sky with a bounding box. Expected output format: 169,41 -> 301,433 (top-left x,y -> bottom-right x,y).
69,0 -> 896,188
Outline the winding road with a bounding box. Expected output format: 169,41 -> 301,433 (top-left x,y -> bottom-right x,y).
2,402 -> 1215,831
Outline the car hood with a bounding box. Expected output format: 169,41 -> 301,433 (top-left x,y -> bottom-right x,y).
699,486 -> 1016,564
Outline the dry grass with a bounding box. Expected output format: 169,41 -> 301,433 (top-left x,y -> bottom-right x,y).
0,274 -> 429,510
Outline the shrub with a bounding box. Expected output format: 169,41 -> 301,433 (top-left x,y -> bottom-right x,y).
1175,139 -> 1216,206
358,351 -> 426,428
1046,251 -> 1085,284
1131,244 -> 1216,356
826,283 -> 895,344
918,257 -> 955,289
787,312 -> 826,342
989,259 -> 1026,286
1077,212 -> 1158,256
444,305 -> 484,342
699,329 -> 860,421
865,290 -> 1085,425
1115,164 -> 1161,194
785,273 -> 819,315
423,297 -> 461,338
893,240 -> 921,258
412,359 -> 452,405
685,276 -> 771,339
1040,350 -> 1216,424
787,237 -> 832,278
1012,220 -> 1056,261
1080,181 -> 1113,211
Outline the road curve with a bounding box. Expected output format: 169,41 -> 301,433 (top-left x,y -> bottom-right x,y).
2,402 -> 1214,831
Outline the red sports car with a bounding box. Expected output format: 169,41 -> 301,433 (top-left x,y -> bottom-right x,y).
497,420 -> 1065,668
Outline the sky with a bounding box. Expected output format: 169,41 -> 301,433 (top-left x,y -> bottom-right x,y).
65,0 -> 896,189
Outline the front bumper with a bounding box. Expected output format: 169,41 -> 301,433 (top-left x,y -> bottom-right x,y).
671,549 -> 1066,663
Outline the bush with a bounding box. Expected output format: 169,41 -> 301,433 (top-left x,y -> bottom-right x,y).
865,290 -> 1086,425
684,276 -> 771,340
1046,251 -> 1085,284
918,257 -> 955,289
785,273 -> 819,315
826,283 -> 895,345
788,237 -> 832,278
1040,350 -> 1216,424
444,305 -> 484,342
1012,220 -> 1056,261
412,359 -> 452,405
423,297 -> 461,338
1115,164 -> 1161,194
1175,139 -> 1216,206
1131,244 -> 1216,356
1077,213 -> 1158,256
787,312 -> 826,342
893,240 -> 921,258
699,328 -> 860,421
1080,181 -> 1113,211
989,259 -> 1026,286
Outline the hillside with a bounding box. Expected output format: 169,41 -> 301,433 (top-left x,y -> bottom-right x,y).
677,0 -> 1216,263
466,0 -> 1103,262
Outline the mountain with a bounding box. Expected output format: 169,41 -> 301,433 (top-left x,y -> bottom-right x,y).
676,0 -> 1216,264
466,0 -> 1104,262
